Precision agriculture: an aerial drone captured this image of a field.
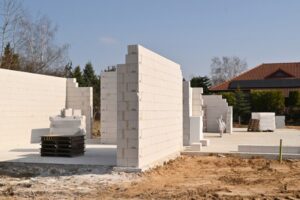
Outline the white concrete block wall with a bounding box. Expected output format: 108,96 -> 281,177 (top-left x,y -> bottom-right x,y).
100,71 -> 117,144
0,68 -> 66,146
182,81 -> 192,146
66,78 -> 93,139
117,45 -> 183,170
203,95 -> 232,133
182,82 -> 204,146
191,88 -> 203,117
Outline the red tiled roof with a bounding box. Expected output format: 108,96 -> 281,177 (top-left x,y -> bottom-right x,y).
210,62 -> 300,91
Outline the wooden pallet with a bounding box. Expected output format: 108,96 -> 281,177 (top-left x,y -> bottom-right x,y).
40,135 -> 85,157
247,119 -> 260,132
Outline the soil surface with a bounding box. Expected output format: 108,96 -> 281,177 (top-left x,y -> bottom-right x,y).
1,155 -> 300,199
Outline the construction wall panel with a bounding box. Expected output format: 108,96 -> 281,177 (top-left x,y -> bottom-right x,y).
0,69 -> 66,146
100,71 -> 117,144
117,45 -> 183,170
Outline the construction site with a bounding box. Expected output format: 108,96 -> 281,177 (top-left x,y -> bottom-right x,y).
0,44 -> 299,199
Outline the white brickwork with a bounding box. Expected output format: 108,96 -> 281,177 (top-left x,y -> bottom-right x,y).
66,78 -> 93,139
117,45 -> 183,170
182,81 -> 204,146
203,95 -> 233,133
0,69 -> 93,146
0,69 -> 66,146
100,71 -> 117,144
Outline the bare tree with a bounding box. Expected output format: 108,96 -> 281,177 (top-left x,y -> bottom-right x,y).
0,0 -> 23,56
17,15 -> 69,73
0,0 -> 69,74
210,56 -> 247,86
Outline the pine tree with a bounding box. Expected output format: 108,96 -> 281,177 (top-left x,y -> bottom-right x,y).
0,43 -> 20,70
234,87 -> 251,124
82,62 -> 97,87
82,62 -> 100,119
190,76 -> 212,94
72,66 -> 84,86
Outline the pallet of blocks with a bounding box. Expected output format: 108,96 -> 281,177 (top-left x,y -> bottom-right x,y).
247,119 -> 260,132
41,135 -> 85,157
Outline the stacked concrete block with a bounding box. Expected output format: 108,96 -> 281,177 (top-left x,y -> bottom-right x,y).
0,68 -> 66,146
182,82 -> 205,146
66,78 -> 93,139
49,108 -> 86,135
117,45 -> 183,170
252,112 -> 276,131
203,95 -> 232,133
191,88 -> 203,117
275,116 -> 285,128
100,71 -> 117,144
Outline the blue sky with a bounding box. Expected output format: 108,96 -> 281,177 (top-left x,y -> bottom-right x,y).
23,0 -> 300,79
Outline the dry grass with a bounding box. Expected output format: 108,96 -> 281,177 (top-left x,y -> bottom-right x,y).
92,120 -> 100,138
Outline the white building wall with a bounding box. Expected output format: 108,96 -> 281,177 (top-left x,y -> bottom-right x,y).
117,45 -> 183,170
100,71 -> 117,144
66,78 -> 93,139
0,69 -> 66,146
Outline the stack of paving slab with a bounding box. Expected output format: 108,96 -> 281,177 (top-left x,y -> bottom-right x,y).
251,112 -> 275,132
49,108 -> 86,136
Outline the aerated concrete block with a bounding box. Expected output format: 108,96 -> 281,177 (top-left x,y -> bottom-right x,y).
191,142 -> 202,151
116,45 -> 183,171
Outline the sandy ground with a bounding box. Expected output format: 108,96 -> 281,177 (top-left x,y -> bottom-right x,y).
1,155 -> 300,199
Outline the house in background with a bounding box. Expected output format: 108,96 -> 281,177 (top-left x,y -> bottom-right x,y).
210,62 -> 300,97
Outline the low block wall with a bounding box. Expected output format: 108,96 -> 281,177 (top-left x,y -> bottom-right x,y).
117,45 -> 183,170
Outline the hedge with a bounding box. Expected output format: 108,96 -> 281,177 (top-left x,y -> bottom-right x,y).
251,90 -> 285,114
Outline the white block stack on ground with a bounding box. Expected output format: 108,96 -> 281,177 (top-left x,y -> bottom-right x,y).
203,95 -> 232,133
252,112 -> 276,131
275,116 -> 285,128
100,71 -> 117,144
49,108 -> 86,135
116,45 -> 183,171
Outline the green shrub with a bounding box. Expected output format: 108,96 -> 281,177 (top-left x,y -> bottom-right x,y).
287,91 -> 300,107
220,92 -> 236,106
251,90 -> 285,114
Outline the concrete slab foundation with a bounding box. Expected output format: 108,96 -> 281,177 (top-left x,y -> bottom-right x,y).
0,144 -> 116,166
189,128 -> 300,154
